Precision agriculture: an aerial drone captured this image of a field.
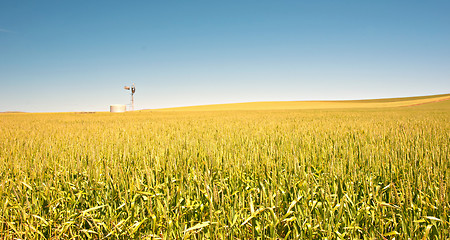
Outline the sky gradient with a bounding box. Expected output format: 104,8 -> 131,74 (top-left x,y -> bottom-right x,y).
1,1 -> 449,112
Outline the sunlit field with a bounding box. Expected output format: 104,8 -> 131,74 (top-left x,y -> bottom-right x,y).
0,95 -> 449,239
155,93 -> 450,111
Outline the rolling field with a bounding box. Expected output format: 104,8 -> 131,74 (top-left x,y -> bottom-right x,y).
154,93 -> 450,111
0,95 -> 449,239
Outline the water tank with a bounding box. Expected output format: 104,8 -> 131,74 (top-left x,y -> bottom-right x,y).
110,104 -> 126,113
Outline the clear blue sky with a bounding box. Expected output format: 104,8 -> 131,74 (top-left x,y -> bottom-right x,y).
1,1 -> 449,112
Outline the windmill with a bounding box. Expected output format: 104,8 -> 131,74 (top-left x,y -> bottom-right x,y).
124,83 -> 136,111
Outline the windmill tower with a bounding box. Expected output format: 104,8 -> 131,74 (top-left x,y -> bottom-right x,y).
124,83 -> 136,111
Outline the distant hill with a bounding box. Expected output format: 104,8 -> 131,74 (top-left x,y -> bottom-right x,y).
152,93 -> 450,111
0,111 -> 26,113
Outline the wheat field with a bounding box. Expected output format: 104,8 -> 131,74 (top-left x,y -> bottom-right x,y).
0,95 -> 449,239
154,93 -> 450,111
